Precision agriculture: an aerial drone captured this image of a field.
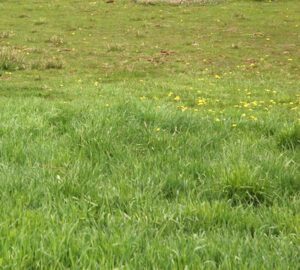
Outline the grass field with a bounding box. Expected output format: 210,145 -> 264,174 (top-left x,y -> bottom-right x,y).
0,0 -> 299,268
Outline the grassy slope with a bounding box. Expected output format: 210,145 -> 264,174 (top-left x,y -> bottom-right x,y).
0,0 -> 299,268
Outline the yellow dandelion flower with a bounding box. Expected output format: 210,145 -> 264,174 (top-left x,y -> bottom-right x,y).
197,98 -> 207,106
177,106 -> 188,112
174,96 -> 181,101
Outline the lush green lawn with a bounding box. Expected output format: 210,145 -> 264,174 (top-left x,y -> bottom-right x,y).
0,0 -> 299,268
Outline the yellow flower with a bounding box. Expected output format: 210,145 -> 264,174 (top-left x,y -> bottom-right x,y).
232,124 -> 237,127
178,106 -> 188,112
197,98 -> 207,106
174,96 -> 181,101
250,115 -> 258,121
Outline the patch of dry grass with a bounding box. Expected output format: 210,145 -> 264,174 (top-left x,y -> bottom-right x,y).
31,57 -> 64,70
0,31 -> 14,39
0,46 -> 64,71
47,35 -> 64,46
0,46 -> 25,71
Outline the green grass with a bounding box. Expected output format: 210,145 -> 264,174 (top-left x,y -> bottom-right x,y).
0,0 -> 299,269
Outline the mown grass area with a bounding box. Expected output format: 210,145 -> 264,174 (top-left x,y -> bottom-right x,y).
0,0 -> 299,268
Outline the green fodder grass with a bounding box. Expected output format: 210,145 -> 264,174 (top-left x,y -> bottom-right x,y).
0,81 -> 299,268
0,0 -> 299,268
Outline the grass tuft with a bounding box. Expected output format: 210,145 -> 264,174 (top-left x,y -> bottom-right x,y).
277,125 -> 300,150
222,166 -> 272,206
0,46 -> 26,71
0,31 -> 13,39
47,35 -> 64,46
31,57 -> 64,70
